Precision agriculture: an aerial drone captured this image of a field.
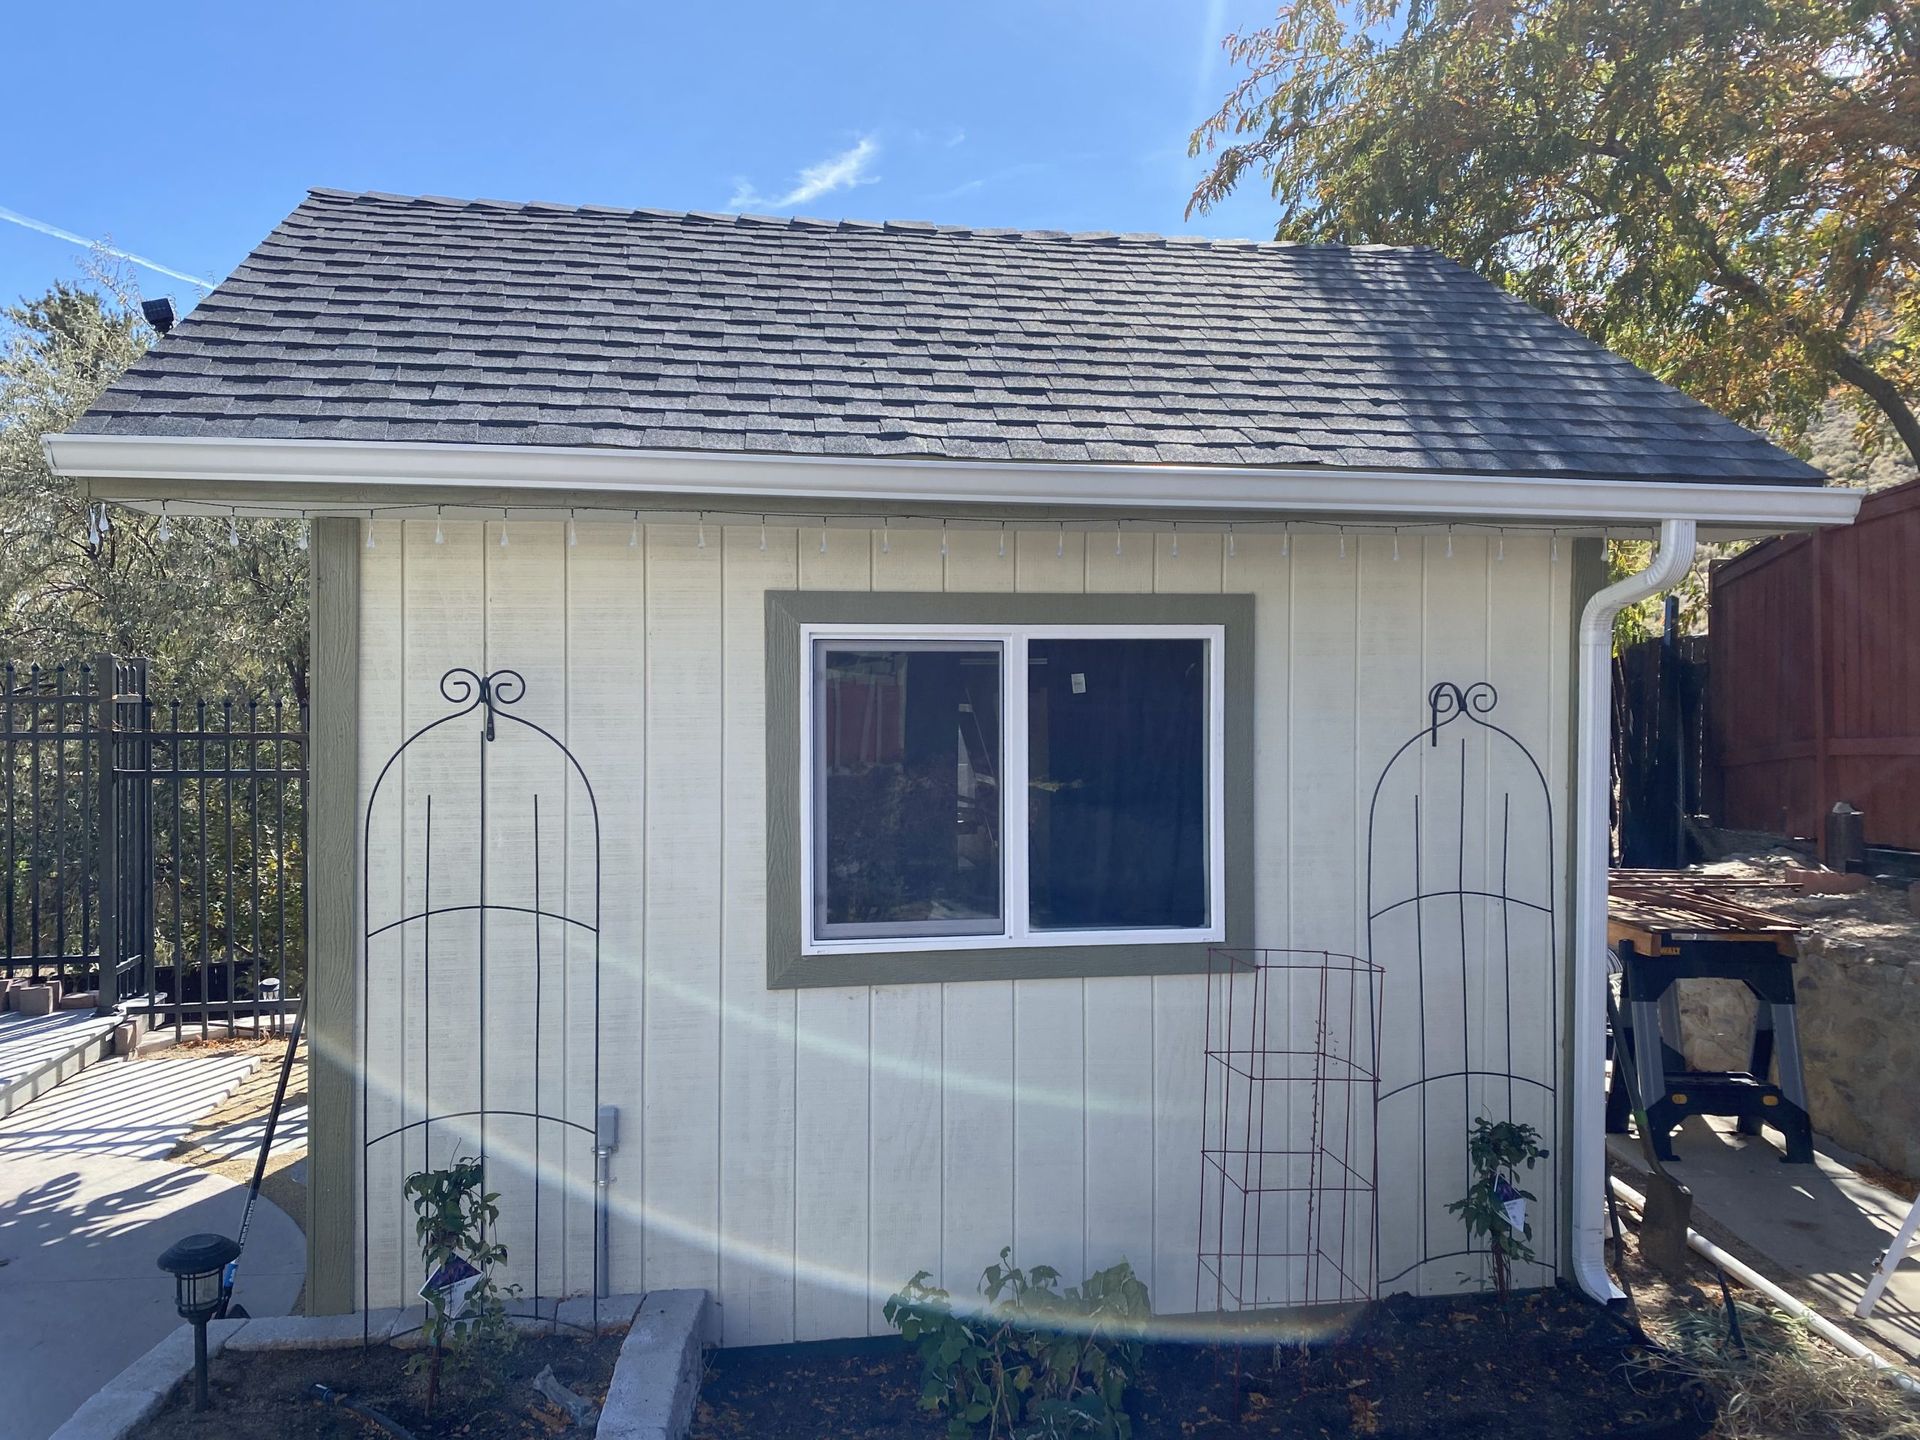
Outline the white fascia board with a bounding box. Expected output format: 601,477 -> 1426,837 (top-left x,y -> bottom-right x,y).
43,432 -> 1863,530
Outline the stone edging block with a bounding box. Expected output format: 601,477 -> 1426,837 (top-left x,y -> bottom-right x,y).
597,1290 -> 708,1440
48,1319 -> 248,1440
50,1295 -> 666,1439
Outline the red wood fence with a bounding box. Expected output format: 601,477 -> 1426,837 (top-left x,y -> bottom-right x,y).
1709,477 -> 1920,853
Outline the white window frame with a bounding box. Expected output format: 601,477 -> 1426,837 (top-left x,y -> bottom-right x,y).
800,621 -> 1228,956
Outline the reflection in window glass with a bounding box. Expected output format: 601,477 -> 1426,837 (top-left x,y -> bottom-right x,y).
815,644 -> 1002,937
1027,638 -> 1207,931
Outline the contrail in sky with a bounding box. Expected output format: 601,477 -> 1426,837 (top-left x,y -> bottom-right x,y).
0,205 -> 214,289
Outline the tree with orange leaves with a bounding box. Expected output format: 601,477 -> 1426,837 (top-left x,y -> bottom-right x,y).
1191,1 -> 1918,475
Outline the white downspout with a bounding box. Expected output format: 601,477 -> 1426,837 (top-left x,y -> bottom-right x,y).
1571,518 -> 1697,1302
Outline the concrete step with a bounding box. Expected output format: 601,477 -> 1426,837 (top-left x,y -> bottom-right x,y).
0,1008 -> 119,1122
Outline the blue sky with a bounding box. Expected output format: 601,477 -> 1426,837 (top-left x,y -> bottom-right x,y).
2,0 -> 1281,318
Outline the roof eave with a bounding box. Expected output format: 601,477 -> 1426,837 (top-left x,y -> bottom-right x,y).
43,431 -> 1859,536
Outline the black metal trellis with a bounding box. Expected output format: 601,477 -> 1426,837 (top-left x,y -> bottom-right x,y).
1366,681 -> 1560,1294
360,667 -> 601,1339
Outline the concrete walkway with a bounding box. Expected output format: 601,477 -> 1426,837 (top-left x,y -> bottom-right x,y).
0,1009 -> 119,1120
0,1051 -> 305,1440
1609,1117 -> 1920,1363
0,1052 -> 262,1159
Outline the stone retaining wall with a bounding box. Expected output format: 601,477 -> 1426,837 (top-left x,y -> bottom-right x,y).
1676,929 -> 1920,1178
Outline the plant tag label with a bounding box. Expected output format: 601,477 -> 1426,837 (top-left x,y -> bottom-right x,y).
1494,1175 -> 1526,1234
1071,673 -> 1086,694
420,1252 -> 481,1318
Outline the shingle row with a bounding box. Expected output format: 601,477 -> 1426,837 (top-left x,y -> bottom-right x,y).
73,189 -> 1821,484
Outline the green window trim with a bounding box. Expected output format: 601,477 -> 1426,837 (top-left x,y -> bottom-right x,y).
765,590 -> 1255,989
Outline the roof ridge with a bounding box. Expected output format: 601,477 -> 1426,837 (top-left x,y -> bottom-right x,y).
299,186 -> 1440,256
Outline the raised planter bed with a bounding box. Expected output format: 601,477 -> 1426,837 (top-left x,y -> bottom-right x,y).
51,1291 -> 706,1440
692,1288 -> 1711,1440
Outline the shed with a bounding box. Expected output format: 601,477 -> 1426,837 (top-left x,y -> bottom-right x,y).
47,189 -> 1858,1341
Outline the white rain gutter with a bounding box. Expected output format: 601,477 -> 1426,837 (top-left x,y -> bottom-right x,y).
1609,1176 -> 1920,1393
41,432 -> 1864,531
1571,518 -> 1697,1303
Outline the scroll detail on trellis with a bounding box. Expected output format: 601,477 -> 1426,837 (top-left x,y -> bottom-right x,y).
360,667 -> 602,1338
1366,681 -> 1559,1294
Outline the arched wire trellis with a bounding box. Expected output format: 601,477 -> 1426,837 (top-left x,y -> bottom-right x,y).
1366,681 -> 1559,1293
361,668 -> 601,1340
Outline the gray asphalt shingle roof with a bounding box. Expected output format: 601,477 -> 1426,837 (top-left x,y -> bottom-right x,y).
72,188 -> 1822,485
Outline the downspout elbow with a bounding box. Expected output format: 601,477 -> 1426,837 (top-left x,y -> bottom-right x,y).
1570,519 -> 1697,1303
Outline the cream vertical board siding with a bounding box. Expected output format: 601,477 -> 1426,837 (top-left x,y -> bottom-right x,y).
358,519 -> 406,1307
642,525 -> 723,1297
792,527 -> 873,1341
352,521 -> 1572,1331
562,521 -> 646,1295
718,524 -> 798,1343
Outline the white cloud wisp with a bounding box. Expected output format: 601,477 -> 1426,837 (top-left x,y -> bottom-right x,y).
728,136 -> 880,213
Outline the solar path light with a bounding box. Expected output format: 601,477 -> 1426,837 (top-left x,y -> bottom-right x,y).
157,1233 -> 241,1411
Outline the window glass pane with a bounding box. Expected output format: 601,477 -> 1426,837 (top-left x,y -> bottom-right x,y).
1027,638 -> 1208,931
816,643 -> 1003,937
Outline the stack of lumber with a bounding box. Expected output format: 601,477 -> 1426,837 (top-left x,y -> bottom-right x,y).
1607,869 -> 1802,953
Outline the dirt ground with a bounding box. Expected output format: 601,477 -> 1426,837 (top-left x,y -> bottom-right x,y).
1691,832 -> 1920,971
136,1329 -> 622,1439
692,1289 -> 1708,1440
1604,1165 -> 1920,1440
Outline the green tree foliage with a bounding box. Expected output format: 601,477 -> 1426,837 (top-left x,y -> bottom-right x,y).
0,273 -> 309,698
1190,0 -> 1919,476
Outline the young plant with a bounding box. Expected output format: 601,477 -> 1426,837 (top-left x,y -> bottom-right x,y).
884,1248 -> 1151,1439
402,1155 -> 516,1413
1447,1117 -> 1549,1301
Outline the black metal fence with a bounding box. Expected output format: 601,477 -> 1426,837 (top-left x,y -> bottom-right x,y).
1,656 -> 307,1035
1612,604 -> 1709,869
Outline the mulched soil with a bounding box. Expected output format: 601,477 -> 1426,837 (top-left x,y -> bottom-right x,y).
692,1287 -> 1711,1440
135,1330 -> 623,1439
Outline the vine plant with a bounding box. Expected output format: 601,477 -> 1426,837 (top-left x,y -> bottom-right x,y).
1447,1117 -> 1549,1302
886,1249 -> 1151,1439
402,1156 -> 517,1413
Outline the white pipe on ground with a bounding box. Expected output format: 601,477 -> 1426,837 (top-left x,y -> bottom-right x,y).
1609,1175 -> 1920,1393
1572,519 -> 1697,1303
